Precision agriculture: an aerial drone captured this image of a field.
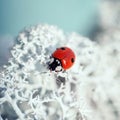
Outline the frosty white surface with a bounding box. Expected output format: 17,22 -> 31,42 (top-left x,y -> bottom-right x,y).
0,24 -> 120,120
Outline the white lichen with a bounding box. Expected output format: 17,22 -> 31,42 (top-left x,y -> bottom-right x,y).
0,23 -> 120,120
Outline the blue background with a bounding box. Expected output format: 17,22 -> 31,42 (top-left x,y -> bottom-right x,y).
0,0 -> 99,36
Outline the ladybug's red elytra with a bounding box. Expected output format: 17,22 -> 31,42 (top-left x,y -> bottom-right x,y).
48,47 -> 75,72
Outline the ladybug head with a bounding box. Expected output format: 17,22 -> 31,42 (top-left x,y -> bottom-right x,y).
48,57 -> 63,72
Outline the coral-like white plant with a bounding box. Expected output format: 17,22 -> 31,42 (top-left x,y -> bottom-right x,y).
0,24 -> 120,120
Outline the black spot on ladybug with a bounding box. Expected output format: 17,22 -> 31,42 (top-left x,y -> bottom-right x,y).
60,47 -> 66,50
71,58 -> 74,63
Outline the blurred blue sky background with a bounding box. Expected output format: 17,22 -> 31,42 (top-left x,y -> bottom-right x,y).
0,0 -> 99,36
0,0 -> 99,66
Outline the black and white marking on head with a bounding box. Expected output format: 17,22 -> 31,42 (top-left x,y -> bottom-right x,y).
48,57 -> 63,72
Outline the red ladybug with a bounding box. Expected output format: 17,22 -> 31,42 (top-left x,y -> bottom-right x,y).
48,47 -> 75,72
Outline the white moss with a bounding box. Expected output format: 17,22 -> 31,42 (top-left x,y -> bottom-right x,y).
0,24 -> 120,120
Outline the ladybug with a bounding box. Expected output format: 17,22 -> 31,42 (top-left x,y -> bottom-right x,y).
48,47 -> 75,72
